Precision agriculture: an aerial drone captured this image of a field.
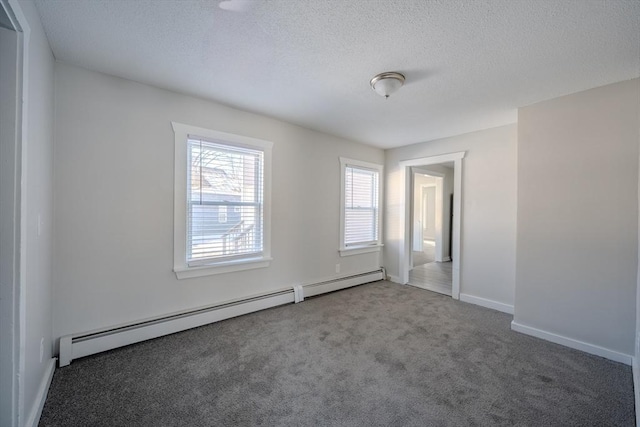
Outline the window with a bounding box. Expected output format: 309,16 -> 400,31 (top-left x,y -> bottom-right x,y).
217,206 -> 228,224
339,158 -> 383,256
173,122 -> 272,279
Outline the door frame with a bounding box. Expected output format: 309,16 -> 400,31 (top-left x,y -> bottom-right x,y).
398,152 -> 465,299
0,1 -> 29,425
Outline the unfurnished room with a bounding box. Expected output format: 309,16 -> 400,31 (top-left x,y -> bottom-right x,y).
1,0 -> 639,425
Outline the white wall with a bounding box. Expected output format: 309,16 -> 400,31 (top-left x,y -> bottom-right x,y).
52,63 -> 384,342
419,164 -> 454,258
15,0 -> 55,425
385,124 -> 518,307
413,173 -> 436,241
515,78 -> 639,357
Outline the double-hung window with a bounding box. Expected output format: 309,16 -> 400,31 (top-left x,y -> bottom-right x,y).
173,122 -> 272,278
339,158 -> 383,256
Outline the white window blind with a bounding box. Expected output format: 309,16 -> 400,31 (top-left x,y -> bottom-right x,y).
187,138 -> 264,265
344,165 -> 379,246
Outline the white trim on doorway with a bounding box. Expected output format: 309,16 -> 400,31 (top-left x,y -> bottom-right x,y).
24,358 -> 55,427
633,356 -> 640,427
0,1 -> 30,426
398,152 -> 465,299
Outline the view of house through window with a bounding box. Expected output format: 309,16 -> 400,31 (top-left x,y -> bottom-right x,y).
344,165 -> 379,246
187,138 -> 264,265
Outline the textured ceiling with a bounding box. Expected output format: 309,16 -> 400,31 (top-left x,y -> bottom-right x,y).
0,5 -> 13,30
35,0 -> 640,149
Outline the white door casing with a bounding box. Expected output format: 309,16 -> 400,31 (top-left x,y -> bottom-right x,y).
399,152 -> 465,299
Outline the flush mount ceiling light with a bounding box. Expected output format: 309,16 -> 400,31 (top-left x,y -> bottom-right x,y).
219,0 -> 254,12
370,72 -> 405,98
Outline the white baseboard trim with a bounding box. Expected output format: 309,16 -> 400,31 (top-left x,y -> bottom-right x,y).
59,270 -> 383,366
459,293 -> 514,315
511,321 -> 632,365
633,356 -> 640,427
25,358 -> 56,427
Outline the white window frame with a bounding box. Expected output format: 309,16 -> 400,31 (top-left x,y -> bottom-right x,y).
339,157 -> 383,257
172,122 -> 273,279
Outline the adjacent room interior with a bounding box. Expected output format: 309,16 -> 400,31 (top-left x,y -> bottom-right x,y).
1,0 -> 639,426
408,164 -> 454,296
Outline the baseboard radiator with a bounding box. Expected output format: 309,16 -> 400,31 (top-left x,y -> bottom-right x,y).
59,269 -> 384,367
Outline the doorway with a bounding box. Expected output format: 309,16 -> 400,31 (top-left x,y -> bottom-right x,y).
398,152 -> 465,299
409,168 -> 452,295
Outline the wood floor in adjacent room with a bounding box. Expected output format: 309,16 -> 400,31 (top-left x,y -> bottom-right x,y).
39,281 -> 634,427
409,261 -> 453,296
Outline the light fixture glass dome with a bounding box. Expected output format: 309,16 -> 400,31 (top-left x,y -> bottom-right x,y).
370,72 -> 405,98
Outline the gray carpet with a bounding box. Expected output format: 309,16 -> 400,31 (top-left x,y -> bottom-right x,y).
40,281 -> 634,426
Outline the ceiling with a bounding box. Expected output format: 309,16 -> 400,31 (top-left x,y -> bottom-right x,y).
0,4 -> 13,30
35,0 -> 640,149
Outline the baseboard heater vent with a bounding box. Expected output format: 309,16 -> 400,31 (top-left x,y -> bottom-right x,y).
301,269 -> 384,299
59,269 -> 383,367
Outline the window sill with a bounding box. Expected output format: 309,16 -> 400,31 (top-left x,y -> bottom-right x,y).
339,244 -> 383,257
174,257 -> 272,279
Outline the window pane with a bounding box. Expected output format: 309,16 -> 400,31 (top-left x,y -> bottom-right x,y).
344,166 -> 379,246
187,139 -> 264,262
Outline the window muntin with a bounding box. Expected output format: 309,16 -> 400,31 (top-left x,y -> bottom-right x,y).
187,138 -> 264,266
